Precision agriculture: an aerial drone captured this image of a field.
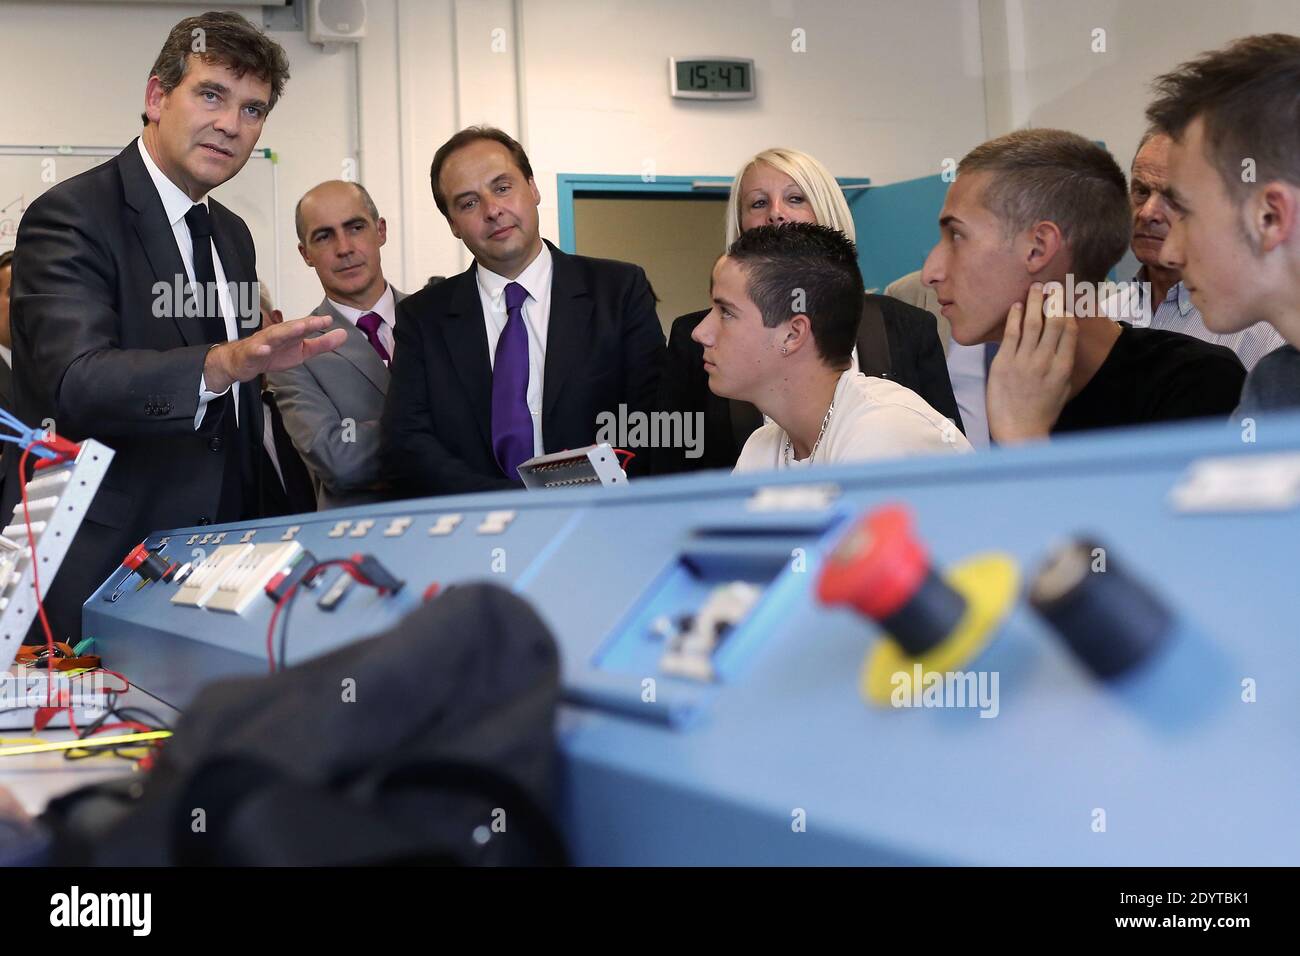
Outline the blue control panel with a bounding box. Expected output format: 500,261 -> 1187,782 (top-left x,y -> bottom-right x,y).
84,414 -> 1300,864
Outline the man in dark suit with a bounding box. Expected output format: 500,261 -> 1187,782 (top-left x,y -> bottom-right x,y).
0,249 -> 12,505
2,12 -> 345,643
0,249 -> 13,414
382,127 -> 665,497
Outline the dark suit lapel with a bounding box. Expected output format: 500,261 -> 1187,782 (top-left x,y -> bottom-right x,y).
542,243 -> 593,423
118,139 -> 205,347
437,265 -> 494,449
318,298 -> 388,395
209,199 -> 258,341
0,361 -> 13,412
855,296 -> 891,378
195,199 -> 262,451
190,199 -> 265,459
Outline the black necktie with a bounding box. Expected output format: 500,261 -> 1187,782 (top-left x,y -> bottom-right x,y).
183,203 -> 228,345
185,203 -> 253,522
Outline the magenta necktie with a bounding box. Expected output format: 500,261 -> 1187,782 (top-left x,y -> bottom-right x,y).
356,311 -> 391,364
491,282 -> 533,478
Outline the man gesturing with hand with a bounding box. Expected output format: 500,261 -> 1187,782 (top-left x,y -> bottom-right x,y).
2,13 -> 345,644
922,129 -> 1245,447
202,313 -> 345,394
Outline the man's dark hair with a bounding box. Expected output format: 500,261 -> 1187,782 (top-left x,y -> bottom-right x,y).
0,249 -> 12,273
140,12 -> 290,125
295,181 -> 382,242
1146,33 -> 1300,206
429,126 -> 535,218
725,222 -> 864,366
959,129 -> 1130,284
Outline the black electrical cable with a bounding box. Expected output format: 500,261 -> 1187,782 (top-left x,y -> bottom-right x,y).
278,571 -> 299,671
270,556 -> 402,672
278,558 -> 364,671
63,695 -> 172,763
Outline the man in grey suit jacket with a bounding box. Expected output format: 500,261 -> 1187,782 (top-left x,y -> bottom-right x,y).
269,181 -> 405,508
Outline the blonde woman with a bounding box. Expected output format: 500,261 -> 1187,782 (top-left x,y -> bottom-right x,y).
653,147 -> 960,474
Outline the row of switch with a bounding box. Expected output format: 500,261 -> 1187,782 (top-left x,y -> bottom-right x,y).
175,510 -> 518,549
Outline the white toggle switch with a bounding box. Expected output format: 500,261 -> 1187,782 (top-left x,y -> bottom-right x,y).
476,510 -> 517,535
429,514 -> 464,536
384,517 -> 413,537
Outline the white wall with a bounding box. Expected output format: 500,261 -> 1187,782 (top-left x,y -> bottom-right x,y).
360,0 -> 459,291
517,0 -> 989,246
984,0 -> 1300,169
0,0 -> 993,309
3,0 -> 1298,313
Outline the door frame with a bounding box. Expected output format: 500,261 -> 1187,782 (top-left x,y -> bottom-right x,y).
556,173 -> 872,253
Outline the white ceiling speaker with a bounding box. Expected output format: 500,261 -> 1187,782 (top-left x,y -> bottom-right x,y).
308,0 -> 367,44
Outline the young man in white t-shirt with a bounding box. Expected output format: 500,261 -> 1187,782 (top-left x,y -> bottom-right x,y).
691,222 -> 971,472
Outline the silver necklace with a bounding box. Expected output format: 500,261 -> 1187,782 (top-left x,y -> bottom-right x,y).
784,400 -> 835,466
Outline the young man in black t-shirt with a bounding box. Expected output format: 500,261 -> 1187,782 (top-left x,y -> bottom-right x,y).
1145,35 -> 1300,420
921,128 -> 1244,445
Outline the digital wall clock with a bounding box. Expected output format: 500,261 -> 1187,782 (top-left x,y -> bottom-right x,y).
669,57 -> 756,100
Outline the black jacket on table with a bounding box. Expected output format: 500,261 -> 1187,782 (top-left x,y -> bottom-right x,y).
381,241 -> 665,498
1,139 -> 265,643
653,294 -> 962,474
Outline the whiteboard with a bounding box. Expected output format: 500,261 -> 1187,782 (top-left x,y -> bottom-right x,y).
0,144 -> 282,305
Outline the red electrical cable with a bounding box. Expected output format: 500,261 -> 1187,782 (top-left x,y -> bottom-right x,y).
264,558 -> 374,673
15,438 -> 138,736
61,702 -> 81,738
92,668 -> 131,694
19,439 -> 64,708
265,580 -> 301,672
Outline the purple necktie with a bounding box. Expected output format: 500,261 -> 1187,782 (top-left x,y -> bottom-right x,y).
492,281 -> 533,478
356,311 -> 391,364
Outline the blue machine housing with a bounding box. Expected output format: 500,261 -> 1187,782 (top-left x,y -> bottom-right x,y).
85,414 -> 1300,865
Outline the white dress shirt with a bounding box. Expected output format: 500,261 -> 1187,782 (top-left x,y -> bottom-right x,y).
947,341 -> 992,450
136,138 -> 240,427
261,400 -> 284,491
0,345 -> 11,369
327,283 -> 397,362
476,244 -> 553,457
